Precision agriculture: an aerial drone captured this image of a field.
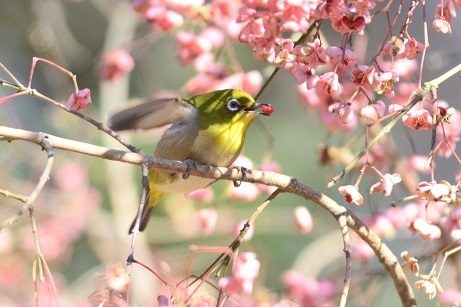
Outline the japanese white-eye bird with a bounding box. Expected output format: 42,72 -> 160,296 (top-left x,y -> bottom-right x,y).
109,89 -> 273,233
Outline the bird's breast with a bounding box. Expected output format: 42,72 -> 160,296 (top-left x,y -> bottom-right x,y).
191,120 -> 248,166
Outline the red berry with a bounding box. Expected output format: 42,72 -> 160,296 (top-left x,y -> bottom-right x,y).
438,107 -> 447,117
261,104 -> 274,115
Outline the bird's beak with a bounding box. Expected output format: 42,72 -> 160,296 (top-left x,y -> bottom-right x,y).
243,103 -> 274,116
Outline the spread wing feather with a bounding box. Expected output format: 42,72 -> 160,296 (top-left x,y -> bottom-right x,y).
109,98 -> 191,131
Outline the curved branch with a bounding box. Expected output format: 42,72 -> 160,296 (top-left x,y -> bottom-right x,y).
0,126 -> 416,306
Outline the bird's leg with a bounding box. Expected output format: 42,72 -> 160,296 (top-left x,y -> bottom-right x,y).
232,166 -> 252,187
182,159 -> 197,179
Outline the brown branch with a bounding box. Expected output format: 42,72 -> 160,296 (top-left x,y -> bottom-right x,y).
0,125 -> 416,306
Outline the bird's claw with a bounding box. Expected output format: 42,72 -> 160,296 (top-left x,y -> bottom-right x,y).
182,159 -> 197,179
233,166 -> 251,187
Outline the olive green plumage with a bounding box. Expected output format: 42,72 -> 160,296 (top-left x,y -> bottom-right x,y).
109,89 -> 272,232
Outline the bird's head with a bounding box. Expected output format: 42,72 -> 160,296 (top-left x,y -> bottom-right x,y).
189,89 -> 273,128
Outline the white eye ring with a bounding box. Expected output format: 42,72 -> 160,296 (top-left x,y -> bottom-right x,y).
227,99 -> 241,112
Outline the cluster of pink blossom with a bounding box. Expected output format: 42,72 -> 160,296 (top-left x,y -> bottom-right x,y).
218,252 -> 261,295
226,5 -> 461,292
131,0 -> 265,96
93,0 -> 461,304
282,270 -> 336,306
132,0 -> 205,31
99,49 -> 135,82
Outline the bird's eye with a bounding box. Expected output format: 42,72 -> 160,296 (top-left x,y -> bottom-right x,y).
227,99 -> 241,112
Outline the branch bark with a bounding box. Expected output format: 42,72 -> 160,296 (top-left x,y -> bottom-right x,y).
0,125 -> 416,306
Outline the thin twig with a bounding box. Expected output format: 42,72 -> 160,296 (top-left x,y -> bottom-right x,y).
337,212 -> 351,307
0,76 -> 139,154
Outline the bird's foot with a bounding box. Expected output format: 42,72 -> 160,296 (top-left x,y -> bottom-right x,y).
182,159 -> 197,179
232,166 -> 252,187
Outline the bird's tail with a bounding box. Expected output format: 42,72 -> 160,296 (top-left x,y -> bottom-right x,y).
129,187 -> 167,233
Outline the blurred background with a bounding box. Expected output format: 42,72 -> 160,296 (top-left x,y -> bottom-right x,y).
0,0 -> 460,306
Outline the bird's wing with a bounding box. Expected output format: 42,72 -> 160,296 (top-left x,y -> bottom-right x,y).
108,98 -> 193,131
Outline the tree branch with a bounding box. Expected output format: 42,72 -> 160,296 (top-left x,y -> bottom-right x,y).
0,125 -> 416,306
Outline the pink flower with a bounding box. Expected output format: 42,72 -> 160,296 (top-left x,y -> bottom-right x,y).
407,155 -> 430,172
403,38 -> 426,60
359,100 -> 385,122
402,109 -> 433,130
210,0 -> 239,29
298,86 -> 331,111
373,69 -> 399,97
383,36 -> 406,57
316,72 -> 342,95
328,102 -> 354,124
99,50 -> 134,81
67,88 -> 92,111
0,229 -> 13,254
0,256 -> 27,290
415,275 -> 443,300
370,173 -> 401,196
241,70 -> 263,94
185,187 -> 214,203
55,161 -> 88,190
273,39 -> 296,68
421,180 -> 458,205
401,251 -> 420,275
352,238 -> 375,263
332,7 -> 371,35
145,7 -> 183,31
282,271 -> 335,306
416,181 -> 451,201
432,18 -> 452,34
388,103 -> 404,114
338,185 -> 364,206
292,64 -> 318,86
176,31 -> 213,67
294,206 -> 313,234
435,0 -> 457,23
325,46 -> 358,67
450,229 -> 461,240
196,208 -> 218,235
293,39 -> 329,68
229,181 -> 261,202
408,218 -> 441,240
185,68 -> 262,96
368,213 -> 398,238
394,59 -> 418,79
440,208 -> 461,234
105,263 -> 130,292
351,65 -> 375,90
218,252 -> 260,295
258,161 -> 281,173
321,108 -> 358,132
457,167 -> 461,182
200,27 -> 225,49
382,207 -> 408,230
276,1 -> 313,33
440,288 -> 461,305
